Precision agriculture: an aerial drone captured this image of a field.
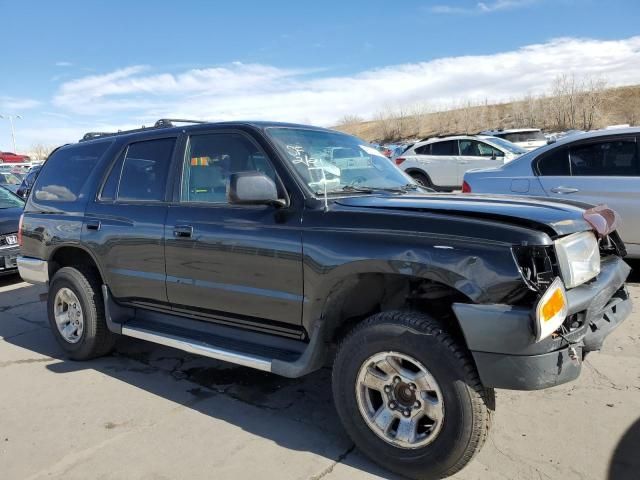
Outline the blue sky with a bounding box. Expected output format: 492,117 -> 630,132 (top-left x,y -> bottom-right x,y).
2,0 -> 640,151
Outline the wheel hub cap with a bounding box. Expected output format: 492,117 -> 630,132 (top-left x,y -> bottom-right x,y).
355,352 -> 445,449
53,287 -> 84,344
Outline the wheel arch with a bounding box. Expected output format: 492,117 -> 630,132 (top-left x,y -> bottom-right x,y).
314,271 -> 474,349
404,168 -> 432,183
48,245 -> 106,284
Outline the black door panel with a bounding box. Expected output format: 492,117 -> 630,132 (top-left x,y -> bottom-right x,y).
164,130 -> 304,330
164,205 -> 303,327
84,204 -> 169,304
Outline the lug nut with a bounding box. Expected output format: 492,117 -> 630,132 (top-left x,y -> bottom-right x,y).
393,376 -> 401,384
403,410 -> 411,417
389,401 -> 397,409
409,383 -> 416,391
414,401 -> 421,408
384,385 -> 391,393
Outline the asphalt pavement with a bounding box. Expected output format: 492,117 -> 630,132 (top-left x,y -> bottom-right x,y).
0,270 -> 639,480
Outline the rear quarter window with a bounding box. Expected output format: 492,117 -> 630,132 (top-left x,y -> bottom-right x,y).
33,142 -> 111,202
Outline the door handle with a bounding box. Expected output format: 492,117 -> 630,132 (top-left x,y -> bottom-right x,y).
550,186 -> 579,194
173,225 -> 193,238
86,219 -> 101,231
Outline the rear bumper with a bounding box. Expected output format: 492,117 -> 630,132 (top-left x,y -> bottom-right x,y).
453,256 -> 631,390
0,245 -> 20,275
17,256 -> 49,284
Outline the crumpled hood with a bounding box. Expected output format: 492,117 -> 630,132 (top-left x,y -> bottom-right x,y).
335,193 -> 594,236
0,207 -> 22,235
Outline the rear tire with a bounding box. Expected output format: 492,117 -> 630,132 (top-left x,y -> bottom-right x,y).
48,266 -> 116,360
332,311 -> 493,480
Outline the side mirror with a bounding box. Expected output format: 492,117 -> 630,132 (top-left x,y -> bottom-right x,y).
227,171 -> 286,207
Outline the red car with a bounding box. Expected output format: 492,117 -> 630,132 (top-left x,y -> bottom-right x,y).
0,152 -> 31,163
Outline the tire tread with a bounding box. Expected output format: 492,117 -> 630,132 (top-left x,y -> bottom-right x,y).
333,310 -> 494,479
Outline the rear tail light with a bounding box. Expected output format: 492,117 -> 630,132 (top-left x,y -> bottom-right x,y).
18,214 -> 23,247
462,181 -> 471,193
394,157 -> 406,166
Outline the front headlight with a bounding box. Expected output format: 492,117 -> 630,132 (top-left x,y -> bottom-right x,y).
554,231 -> 600,289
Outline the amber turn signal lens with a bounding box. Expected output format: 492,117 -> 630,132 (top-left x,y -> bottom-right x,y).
534,277 -> 568,342
541,288 -> 565,322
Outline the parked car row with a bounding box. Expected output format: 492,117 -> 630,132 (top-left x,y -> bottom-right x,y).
464,127 -> 640,258
480,128 -> 548,151
393,134 -> 527,190
0,151 -> 31,163
0,162 -> 43,198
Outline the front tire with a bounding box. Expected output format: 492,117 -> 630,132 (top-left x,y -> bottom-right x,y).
48,266 -> 116,360
409,172 -> 432,188
332,311 -> 493,480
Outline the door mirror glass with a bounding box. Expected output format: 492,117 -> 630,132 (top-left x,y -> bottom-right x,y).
228,171 -> 284,207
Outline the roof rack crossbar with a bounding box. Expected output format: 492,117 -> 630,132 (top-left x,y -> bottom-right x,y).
154,118 -> 207,128
80,118 -> 207,142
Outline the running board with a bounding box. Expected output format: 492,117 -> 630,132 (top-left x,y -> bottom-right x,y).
102,285 -> 329,378
121,323 -> 272,372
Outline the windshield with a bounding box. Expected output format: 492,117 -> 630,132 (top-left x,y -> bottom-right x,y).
0,186 -> 24,208
266,128 -> 413,194
485,137 -> 528,154
0,172 -> 21,185
500,131 -> 546,143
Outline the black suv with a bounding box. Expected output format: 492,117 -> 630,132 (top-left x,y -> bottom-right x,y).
17,119 -> 631,480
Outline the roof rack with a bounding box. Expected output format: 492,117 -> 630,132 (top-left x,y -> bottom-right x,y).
153,118 -> 207,128
419,132 -> 474,142
80,118 -> 207,142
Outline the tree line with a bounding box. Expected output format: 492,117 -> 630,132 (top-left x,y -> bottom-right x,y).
337,74 -> 640,142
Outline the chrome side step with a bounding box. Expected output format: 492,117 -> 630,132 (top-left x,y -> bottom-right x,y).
102,285 -> 328,378
121,323 -> 273,372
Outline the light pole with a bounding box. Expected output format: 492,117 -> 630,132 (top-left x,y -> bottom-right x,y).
0,114 -> 21,152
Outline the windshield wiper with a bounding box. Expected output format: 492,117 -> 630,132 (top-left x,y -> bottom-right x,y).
317,184 -> 423,196
348,184 -> 423,193
315,185 -> 375,195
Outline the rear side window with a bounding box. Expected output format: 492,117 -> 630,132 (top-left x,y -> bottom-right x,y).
569,139 -> 638,176
24,167 -> 40,188
537,147 -> 570,176
430,140 -> 458,156
111,138 -> 176,202
414,144 -> 431,155
34,142 -> 110,202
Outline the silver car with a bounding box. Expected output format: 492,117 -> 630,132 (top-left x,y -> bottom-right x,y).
463,127 -> 640,257
395,135 -> 526,191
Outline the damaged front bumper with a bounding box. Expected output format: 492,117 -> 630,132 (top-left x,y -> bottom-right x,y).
452,256 -> 631,390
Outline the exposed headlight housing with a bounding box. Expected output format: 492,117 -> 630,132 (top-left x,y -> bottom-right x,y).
534,277 -> 568,341
554,231 -> 600,289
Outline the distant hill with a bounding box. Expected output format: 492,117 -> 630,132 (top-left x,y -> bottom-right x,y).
335,83 -> 640,143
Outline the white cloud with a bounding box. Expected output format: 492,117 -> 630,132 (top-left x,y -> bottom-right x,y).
2,35 -> 638,151
49,36 -> 640,128
432,0 -> 539,14
55,61 -> 73,67
0,96 -> 41,111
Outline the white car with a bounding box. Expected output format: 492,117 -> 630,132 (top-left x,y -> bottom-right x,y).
463,127 -> 640,257
481,128 -> 548,151
394,135 -> 526,190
